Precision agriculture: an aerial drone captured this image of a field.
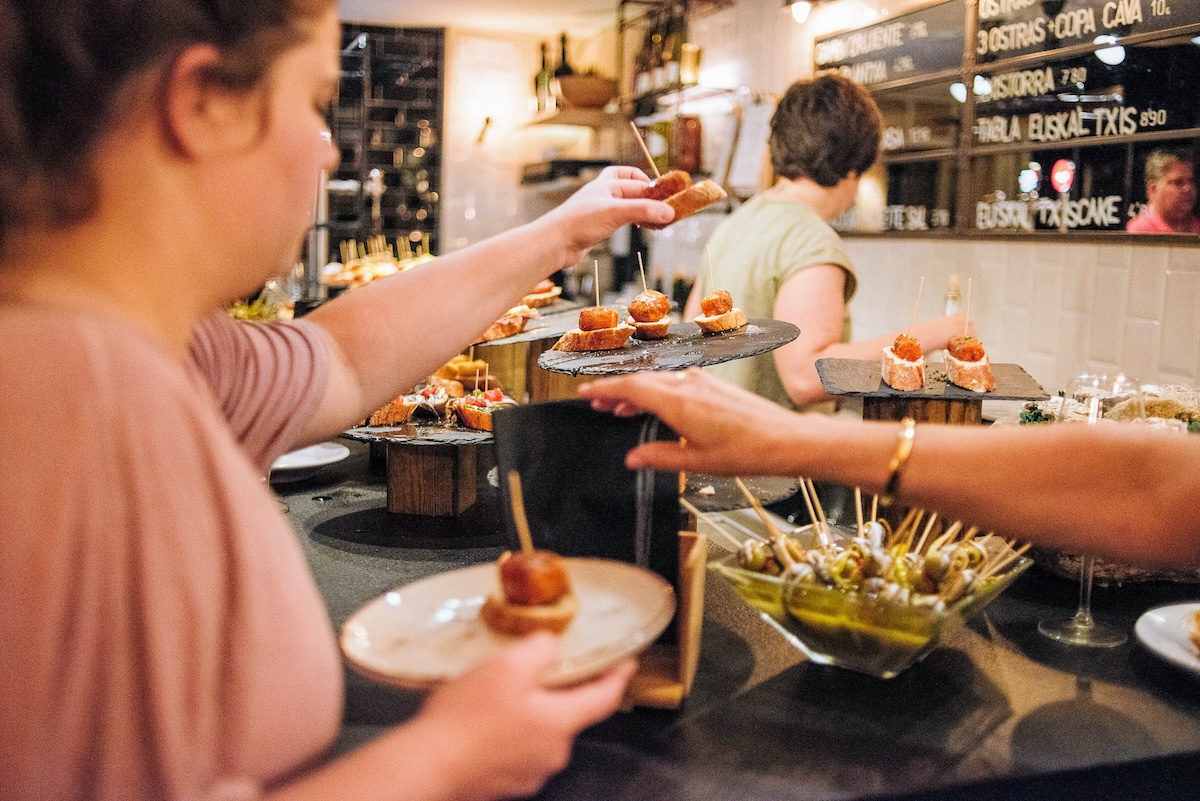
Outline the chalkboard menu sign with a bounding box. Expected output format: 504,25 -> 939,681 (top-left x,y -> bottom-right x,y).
814,0 -> 965,87
976,0 -> 1200,64
814,0 -> 1200,237
974,43 -> 1200,147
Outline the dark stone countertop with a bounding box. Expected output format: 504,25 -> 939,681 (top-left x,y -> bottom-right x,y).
275,438 -> 1200,800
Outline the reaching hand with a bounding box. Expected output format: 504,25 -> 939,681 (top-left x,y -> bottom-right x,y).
578,368 -> 813,477
411,633 -> 636,801
537,166 -> 674,264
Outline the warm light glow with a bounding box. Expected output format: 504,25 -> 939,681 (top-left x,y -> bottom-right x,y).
790,1 -> 812,23
1093,35 -> 1126,66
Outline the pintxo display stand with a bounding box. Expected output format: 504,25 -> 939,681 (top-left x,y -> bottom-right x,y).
474,300 -> 584,403
343,424 -> 492,517
537,319 -> 800,376
816,357 -> 1049,425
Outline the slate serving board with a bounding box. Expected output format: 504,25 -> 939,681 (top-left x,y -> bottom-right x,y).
537,319 -> 800,376
343,422 -> 493,446
478,301 -> 588,346
683,474 -> 799,513
816,357 -> 1049,401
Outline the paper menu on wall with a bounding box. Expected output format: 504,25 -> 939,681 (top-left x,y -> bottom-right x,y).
725,96 -> 776,198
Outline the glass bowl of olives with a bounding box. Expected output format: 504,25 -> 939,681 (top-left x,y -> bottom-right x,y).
709,517 -> 1031,679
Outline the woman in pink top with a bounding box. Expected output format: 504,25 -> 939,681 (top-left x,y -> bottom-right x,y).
0,2 -> 674,800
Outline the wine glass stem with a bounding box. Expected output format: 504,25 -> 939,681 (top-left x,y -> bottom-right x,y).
1073,554 -> 1096,628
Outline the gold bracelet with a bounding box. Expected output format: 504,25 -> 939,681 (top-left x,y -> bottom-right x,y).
879,417 -> 916,507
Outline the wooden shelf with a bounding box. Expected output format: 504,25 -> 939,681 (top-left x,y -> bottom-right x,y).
525,107 -> 627,129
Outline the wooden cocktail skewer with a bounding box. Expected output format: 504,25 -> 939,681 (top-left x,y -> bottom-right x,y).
637,252 -> 648,293
805,478 -> 831,542
978,542 -> 1032,580
963,277 -> 973,337
853,486 -> 864,535
506,470 -> 534,554
594,259 -> 601,308
705,245 -> 716,297
906,276 -> 926,338
870,494 -> 879,524
734,477 -> 797,571
913,511 -> 939,555
679,498 -> 748,552
629,121 -> 661,180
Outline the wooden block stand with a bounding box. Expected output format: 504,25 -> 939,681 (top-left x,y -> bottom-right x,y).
861,396 -> 982,425
626,531 -> 707,709
385,442 -> 477,517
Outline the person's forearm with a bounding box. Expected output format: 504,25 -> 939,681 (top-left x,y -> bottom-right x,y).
306,216 -> 573,415
266,718 -> 458,801
792,416 -> 1200,567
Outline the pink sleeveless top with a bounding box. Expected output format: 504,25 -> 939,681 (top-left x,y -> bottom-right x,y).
0,306 -> 341,801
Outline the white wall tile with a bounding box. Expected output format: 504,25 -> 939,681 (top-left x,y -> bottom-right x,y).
1160,269 -> 1200,375
1127,249 -> 1167,321
1086,267 -> 1129,365
1122,319 -> 1162,383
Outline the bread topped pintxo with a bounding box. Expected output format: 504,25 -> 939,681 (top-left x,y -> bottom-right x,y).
882,333 -> 926,391
693,288 -> 748,335
521,279 -> 562,308
943,335 -> 996,393
626,289 -> 672,340
642,178 -> 727,231
552,305 -> 635,351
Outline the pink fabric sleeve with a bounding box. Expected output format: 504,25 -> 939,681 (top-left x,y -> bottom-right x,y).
0,308 -> 342,801
188,313 -> 332,472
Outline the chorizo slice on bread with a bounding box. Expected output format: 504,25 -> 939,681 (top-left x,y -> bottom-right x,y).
642,179 -> 727,230
552,322 -> 636,351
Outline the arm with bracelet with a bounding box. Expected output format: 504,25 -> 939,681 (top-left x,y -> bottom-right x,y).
578,368 -> 1200,569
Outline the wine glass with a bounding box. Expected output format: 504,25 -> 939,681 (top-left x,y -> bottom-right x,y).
1037,372 -> 1144,647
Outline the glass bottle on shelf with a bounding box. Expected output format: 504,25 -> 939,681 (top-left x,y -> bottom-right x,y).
944,273 -> 961,316
534,41 -> 554,113
633,21 -> 653,96
554,32 -> 574,78
661,3 -> 685,88
648,11 -> 664,90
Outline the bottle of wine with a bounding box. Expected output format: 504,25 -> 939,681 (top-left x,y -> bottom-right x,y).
534,41 -> 554,113
661,3 -> 685,88
648,11 -> 664,89
633,21 -> 653,96
944,273 -> 962,316
554,32 -> 575,78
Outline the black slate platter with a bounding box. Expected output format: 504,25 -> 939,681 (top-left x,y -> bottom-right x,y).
816,357 -> 1049,401
537,318 -> 800,375
343,422 -> 492,446
477,301 -> 588,346
684,473 -> 799,513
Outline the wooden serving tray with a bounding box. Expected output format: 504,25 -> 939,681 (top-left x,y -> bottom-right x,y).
537,318 -> 800,376
817,357 -> 1049,426
344,424 -> 492,517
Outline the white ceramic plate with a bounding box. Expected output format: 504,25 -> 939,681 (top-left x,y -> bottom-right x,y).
340,557 -> 676,690
1135,602 -> 1200,676
269,441 -> 350,481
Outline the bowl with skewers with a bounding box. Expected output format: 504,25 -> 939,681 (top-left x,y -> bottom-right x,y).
702,484 -> 1032,679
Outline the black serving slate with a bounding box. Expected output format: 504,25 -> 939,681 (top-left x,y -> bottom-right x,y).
479,300 -> 588,346
342,422 -> 492,446
683,473 -> 798,513
490,400 -> 682,629
816,357 -> 1049,401
537,318 -> 799,376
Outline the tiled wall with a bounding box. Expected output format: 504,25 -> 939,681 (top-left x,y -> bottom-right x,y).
843,237 -> 1200,395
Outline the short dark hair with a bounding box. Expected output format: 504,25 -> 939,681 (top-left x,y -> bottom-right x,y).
0,0 -> 334,248
768,73 -> 882,187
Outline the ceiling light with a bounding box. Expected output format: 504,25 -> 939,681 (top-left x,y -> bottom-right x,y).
1094,35 -> 1125,66
950,82 -> 967,103
786,0 -> 813,24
